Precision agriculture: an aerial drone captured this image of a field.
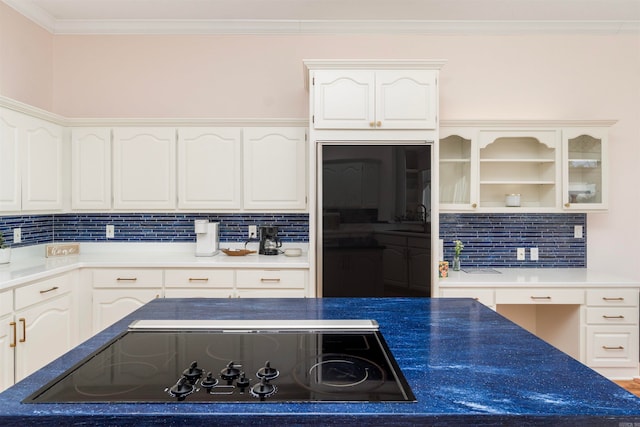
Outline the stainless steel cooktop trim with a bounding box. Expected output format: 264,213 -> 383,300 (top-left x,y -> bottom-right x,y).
128,319 -> 379,332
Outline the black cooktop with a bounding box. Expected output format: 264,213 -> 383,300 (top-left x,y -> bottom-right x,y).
25,320 -> 415,403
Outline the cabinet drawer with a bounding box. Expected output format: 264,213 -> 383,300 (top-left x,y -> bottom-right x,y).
440,289 -> 495,307
236,269 -> 306,289
586,289 -> 638,307
14,274 -> 73,311
0,290 -> 12,316
586,326 -> 639,368
495,288 -> 584,305
92,269 -> 163,288
164,269 -> 234,288
586,307 -> 638,325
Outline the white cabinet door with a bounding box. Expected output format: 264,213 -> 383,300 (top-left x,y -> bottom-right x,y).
0,108 -> 21,212
92,289 -> 160,334
312,70 -> 437,130
113,127 -> 176,210
562,127 -> 608,211
71,128 -> 112,210
243,127 -> 306,210
375,70 -> 437,129
177,127 -> 241,209
313,70 -> 375,129
0,313 -> 15,392
14,293 -> 75,382
21,116 -> 64,211
439,127 -> 478,210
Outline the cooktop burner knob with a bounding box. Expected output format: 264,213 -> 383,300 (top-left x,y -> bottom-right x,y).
236,372 -> 250,391
166,376 -> 196,401
220,361 -> 241,383
200,372 -> 218,391
182,361 -> 203,384
250,377 -> 277,401
256,361 -> 279,380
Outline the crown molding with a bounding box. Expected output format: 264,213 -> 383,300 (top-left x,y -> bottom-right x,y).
2,0 -> 638,37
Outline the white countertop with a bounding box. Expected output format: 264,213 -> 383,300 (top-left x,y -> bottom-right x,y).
0,242 -> 310,291
439,268 -> 639,287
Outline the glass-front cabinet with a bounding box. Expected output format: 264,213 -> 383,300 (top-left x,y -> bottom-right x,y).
439,122 -> 612,212
439,128 -> 477,210
562,127 -> 608,210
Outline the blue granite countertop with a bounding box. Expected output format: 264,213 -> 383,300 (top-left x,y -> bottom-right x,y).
1,298 -> 639,426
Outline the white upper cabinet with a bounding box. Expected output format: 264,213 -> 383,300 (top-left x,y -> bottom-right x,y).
0,108 -> 65,213
439,127 -> 478,210
21,115 -> 65,211
0,108 -> 21,212
562,127 -> 608,211
71,128 -> 112,210
113,127 -> 176,210
312,70 -> 437,130
177,127 -> 241,210
439,122 -> 612,212
243,127 -> 306,210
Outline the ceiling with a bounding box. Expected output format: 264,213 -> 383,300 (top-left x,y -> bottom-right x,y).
3,0 -> 640,34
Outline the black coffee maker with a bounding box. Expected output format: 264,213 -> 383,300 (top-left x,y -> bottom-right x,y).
259,226 -> 282,255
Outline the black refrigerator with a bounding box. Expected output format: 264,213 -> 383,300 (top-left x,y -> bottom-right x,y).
321,144 -> 432,297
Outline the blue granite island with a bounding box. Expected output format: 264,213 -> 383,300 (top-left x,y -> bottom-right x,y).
1,297 -> 639,426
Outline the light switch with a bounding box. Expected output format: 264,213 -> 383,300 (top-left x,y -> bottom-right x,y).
574,225 -> 583,239
106,225 -> 115,239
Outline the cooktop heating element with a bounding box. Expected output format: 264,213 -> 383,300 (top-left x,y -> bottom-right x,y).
25,320 -> 415,403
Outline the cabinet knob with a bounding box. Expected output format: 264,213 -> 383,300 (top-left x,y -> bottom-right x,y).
376,121 -> 382,127
564,203 -> 570,208
471,203 -> 477,208
369,122 -> 376,127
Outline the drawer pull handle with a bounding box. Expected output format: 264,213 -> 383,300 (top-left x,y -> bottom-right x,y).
602,315 -> 625,319
117,278 -> 137,282
9,322 -> 16,348
39,286 -> 59,294
530,296 -> 551,300
602,345 -> 624,350
602,297 -> 624,301
188,278 -> 209,282
19,318 -> 26,343
260,278 -> 281,283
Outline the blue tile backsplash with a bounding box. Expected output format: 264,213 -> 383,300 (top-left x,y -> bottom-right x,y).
439,213 -> 586,268
0,213 -> 309,246
1,212 -> 586,268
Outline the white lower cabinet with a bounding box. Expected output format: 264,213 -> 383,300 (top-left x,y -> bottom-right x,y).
1,273 -> 77,392
91,269 -> 163,333
440,285 -> 640,378
585,289 -> 639,377
164,269 -> 234,298
236,269 -> 307,298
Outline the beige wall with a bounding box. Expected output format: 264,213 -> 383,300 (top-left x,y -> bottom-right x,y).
1,6 -> 639,278
0,3 -> 53,110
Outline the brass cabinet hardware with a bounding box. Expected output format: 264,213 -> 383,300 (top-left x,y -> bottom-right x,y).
369,122 -> 376,127
602,315 -> 625,319
564,203 -> 570,208
602,297 -> 624,301
602,345 -> 624,350
376,121 -> 382,127
530,296 -> 551,300
39,286 -> 59,294
471,203 -> 477,208
188,278 -> 209,282
260,278 -> 281,283
9,322 -> 16,348
19,318 -> 26,343
116,278 -> 137,281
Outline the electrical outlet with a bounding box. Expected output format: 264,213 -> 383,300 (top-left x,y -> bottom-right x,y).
106,224 -> 115,239
530,247 -> 539,261
517,248 -> 525,260
13,228 -> 21,244
248,225 -> 258,239
574,225 -> 583,239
